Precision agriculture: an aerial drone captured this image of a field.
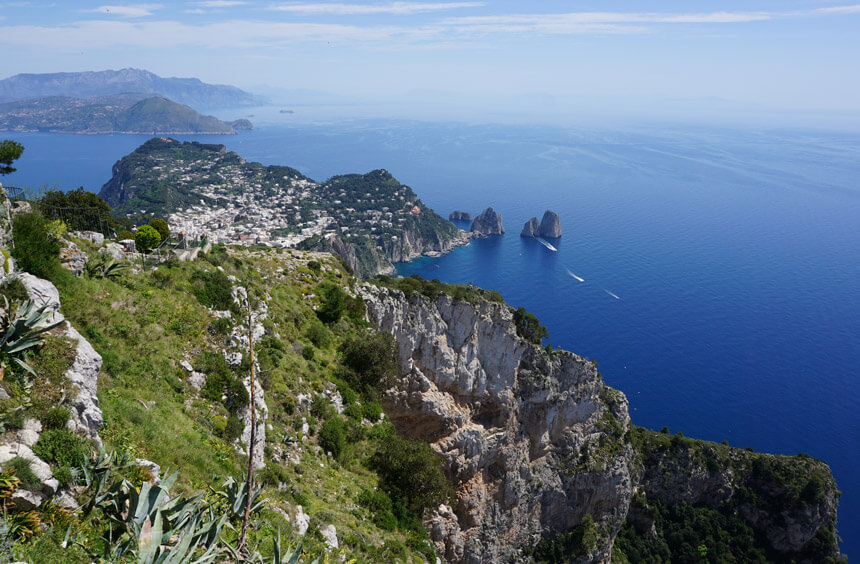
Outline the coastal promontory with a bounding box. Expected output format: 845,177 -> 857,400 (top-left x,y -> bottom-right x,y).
470,207 -> 505,235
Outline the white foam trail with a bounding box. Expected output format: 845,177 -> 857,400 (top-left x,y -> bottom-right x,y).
536,237 -> 557,251
604,289 -> 621,300
567,270 -> 584,282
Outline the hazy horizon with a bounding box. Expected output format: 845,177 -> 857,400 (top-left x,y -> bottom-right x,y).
2,1 -> 860,128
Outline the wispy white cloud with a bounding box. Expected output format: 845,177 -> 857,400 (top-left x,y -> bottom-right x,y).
194,0 -> 248,7
816,4 -> 860,13
268,2 -> 484,15
90,4 -> 162,18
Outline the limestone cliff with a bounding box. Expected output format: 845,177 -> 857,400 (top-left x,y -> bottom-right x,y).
360,283 -> 842,563
361,284 -> 635,563
538,210 -> 561,238
520,217 -> 539,238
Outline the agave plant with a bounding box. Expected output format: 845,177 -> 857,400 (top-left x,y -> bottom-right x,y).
85,258 -> 127,280
0,296 -> 64,382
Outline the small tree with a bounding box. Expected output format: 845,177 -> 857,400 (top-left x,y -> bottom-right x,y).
0,140 -> 23,175
148,218 -> 170,242
339,330 -> 398,395
134,224 -> 161,253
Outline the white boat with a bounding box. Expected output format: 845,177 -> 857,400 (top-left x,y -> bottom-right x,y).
537,238 -> 557,251
604,289 -> 621,300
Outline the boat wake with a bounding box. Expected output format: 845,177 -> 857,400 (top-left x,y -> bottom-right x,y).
603,289 -> 621,300
567,270 -> 584,282
537,238 -> 557,251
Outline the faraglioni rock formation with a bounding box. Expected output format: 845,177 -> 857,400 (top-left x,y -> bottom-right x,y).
538,210 -> 562,238
522,210 -> 562,238
449,211 -> 473,221
520,216 -> 539,237
470,207 -> 504,235
360,283 -> 842,563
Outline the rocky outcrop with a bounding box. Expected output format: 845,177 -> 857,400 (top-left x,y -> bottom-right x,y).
360,283 -> 842,563
449,211 -> 473,222
538,210 -> 562,238
17,273 -> 104,445
521,211 -> 562,239
520,217 -> 539,238
361,284 -> 634,563
60,241 -> 89,275
470,207 -> 504,236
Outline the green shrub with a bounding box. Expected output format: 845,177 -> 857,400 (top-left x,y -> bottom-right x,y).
134,224 -> 161,253
318,418 -> 347,460
0,277 -> 29,304
148,218 -> 171,242
339,330 -> 398,395
310,394 -> 332,419
116,229 -> 134,241
344,404 -> 363,421
316,282 -> 348,324
224,378 -> 250,413
38,187 -> 117,236
212,415 -> 228,436
307,260 -> 321,272
32,429 -> 89,468
302,344 -> 315,361
10,211 -> 63,280
224,414 -> 243,442
513,306 -> 548,344
52,465 -> 75,487
4,457 -> 42,491
41,407 -> 71,430
370,430 -> 452,516
305,320 -> 332,349
362,401 -> 383,422
210,317 -> 233,335
191,269 -> 235,311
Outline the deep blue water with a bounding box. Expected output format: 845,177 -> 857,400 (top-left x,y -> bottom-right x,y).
4,118 -> 859,555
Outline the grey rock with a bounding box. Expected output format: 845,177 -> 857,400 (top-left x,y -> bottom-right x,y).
180,360 -> 194,372
0,443 -> 58,496
70,231 -> 105,245
537,210 -> 562,238
60,241 -> 89,275
239,375 -> 267,470
292,505 -> 311,536
449,211 -> 473,221
320,524 -> 339,549
18,272 -> 61,313
11,489 -> 43,510
470,207 -> 504,236
188,371 -> 206,390
119,239 -> 136,253
520,217 -> 539,238
0,184 -> 13,253
135,458 -> 162,484
100,242 -> 125,261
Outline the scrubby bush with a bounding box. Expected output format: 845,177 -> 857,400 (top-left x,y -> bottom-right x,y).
224,415 -> 243,442
191,269 -> 234,311
513,306 -> 548,344
116,229 -> 134,241
32,429 -> 89,468
307,260 -> 321,272
39,187 -> 117,236
134,224 -> 161,253
4,457 -> 42,491
148,218 -> 170,242
318,417 -> 347,460
370,429 -> 452,516
210,317 -> 233,335
316,282 -> 348,324
302,344 -> 315,361
305,320 -> 332,349
10,211 -> 63,280
339,330 -> 398,395
40,407 -> 70,430
362,401 -> 383,422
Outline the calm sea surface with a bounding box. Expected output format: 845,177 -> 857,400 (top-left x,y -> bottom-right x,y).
5,116 -> 859,555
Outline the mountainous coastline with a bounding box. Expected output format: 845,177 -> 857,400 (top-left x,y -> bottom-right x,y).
0,68 -> 260,108
0,94 -> 251,134
98,138 -> 469,277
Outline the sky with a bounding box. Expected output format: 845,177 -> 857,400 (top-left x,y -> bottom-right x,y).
1,1 -> 860,123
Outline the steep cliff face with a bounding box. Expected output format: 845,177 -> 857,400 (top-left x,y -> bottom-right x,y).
470,207 -> 505,236
520,217 -> 539,238
538,211 -> 562,238
361,284 -> 635,563
360,283 -> 842,563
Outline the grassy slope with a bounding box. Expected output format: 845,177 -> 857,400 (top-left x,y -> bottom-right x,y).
6,243 -> 433,562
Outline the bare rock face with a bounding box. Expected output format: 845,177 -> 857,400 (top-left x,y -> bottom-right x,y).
16,273 -> 103,445
538,210 -> 562,238
470,207 -> 504,236
360,284 -> 635,563
520,217 -> 539,238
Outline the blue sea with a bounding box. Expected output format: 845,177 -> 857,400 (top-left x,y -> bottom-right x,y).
4,115 -> 859,555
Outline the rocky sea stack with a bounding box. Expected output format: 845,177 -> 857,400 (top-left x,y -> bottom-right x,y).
522,210 -> 562,238
449,211 -> 473,221
470,207 -> 504,235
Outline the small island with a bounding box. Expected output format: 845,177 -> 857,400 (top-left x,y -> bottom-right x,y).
449,210 -> 473,221
0,94 -> 250,134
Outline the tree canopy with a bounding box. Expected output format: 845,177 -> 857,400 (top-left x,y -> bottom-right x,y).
0,140 -> 24,175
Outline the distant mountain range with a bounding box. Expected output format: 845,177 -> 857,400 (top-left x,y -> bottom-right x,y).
0,94 -> 253,135
0,68 -> 260,108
